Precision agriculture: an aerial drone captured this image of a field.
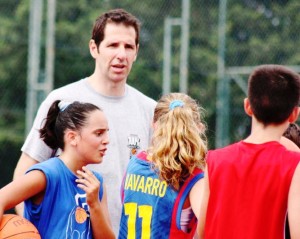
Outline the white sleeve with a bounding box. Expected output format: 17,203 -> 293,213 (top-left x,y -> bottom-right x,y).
21,97 -> 56,162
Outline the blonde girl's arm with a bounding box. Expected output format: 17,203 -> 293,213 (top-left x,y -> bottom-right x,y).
0,170 -> 47,220
196,167 -> 209,239
189,176 -> 204,239
189,177 -> 204,220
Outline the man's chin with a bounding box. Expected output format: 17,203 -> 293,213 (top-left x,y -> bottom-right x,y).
111,76 -> 127,83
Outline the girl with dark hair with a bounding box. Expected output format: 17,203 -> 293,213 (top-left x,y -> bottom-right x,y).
0,100 -> 115,239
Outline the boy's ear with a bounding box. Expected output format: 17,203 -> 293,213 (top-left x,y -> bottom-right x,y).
288,106 -> 300,123
244,98 -> 253,117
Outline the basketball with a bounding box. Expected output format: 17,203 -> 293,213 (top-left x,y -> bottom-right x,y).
0,214 -> 41,239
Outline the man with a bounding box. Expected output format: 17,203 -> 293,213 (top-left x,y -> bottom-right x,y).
14,8 -> 156,234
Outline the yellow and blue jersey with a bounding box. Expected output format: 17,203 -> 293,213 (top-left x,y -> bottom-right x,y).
119,151 -> 203,239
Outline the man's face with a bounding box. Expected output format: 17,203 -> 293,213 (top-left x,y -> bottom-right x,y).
92,22 -> 139,83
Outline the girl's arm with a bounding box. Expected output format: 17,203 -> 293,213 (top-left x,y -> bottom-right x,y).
0,170 -> 47,219
76,167 -> 115,239
189,176 -> 205,239
196,167 -> 210,239
189,178 -> 204,220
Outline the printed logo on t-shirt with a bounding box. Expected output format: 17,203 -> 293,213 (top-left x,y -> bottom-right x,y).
127,134 -> 141,158
65,193 -> 91,238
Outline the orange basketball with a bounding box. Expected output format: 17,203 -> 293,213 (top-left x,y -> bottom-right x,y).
0,214 -> 41,239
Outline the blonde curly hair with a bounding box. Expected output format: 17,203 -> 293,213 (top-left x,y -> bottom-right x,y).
148,93 -> 207,190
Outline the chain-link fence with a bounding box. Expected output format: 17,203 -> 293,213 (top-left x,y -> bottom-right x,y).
217,0 -> 300,147
1,0 -> 300,189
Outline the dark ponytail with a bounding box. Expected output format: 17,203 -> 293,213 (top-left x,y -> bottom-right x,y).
39,100 -> 101,150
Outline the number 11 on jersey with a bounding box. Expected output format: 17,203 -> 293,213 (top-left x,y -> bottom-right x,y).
124,202 -> 153,239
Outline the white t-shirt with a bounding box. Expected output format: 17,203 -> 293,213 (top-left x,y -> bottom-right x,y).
21,78 -> 157,235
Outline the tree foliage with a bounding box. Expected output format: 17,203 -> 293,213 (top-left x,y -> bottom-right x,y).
0,0 -> 299,184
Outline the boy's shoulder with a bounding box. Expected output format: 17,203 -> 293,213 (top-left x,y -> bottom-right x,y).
208,140 -> 300,162
208,141 -> 241,154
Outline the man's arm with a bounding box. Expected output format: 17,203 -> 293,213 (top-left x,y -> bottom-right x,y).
0,170 -> 47,221
13,152 -> 39,215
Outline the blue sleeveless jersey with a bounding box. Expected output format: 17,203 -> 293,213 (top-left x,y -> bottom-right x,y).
118,151 -> 204,239
24,157 -> 104,239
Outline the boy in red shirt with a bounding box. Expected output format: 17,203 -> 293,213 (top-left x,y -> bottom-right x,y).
198,65 -> 300,239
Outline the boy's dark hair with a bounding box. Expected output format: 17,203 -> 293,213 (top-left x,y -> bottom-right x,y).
248,65 -> 300,125
283,123 -> 300,148
39,100 -> 100,150
92,8 -> 140,48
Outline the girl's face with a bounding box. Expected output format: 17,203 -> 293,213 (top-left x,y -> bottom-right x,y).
76,110 -> 109,164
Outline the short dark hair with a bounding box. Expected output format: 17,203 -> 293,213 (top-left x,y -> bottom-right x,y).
248,64 -> 300,125
92,8 -> 140,48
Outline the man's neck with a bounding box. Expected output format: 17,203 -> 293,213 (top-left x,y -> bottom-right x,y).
87,74 -> 126,97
